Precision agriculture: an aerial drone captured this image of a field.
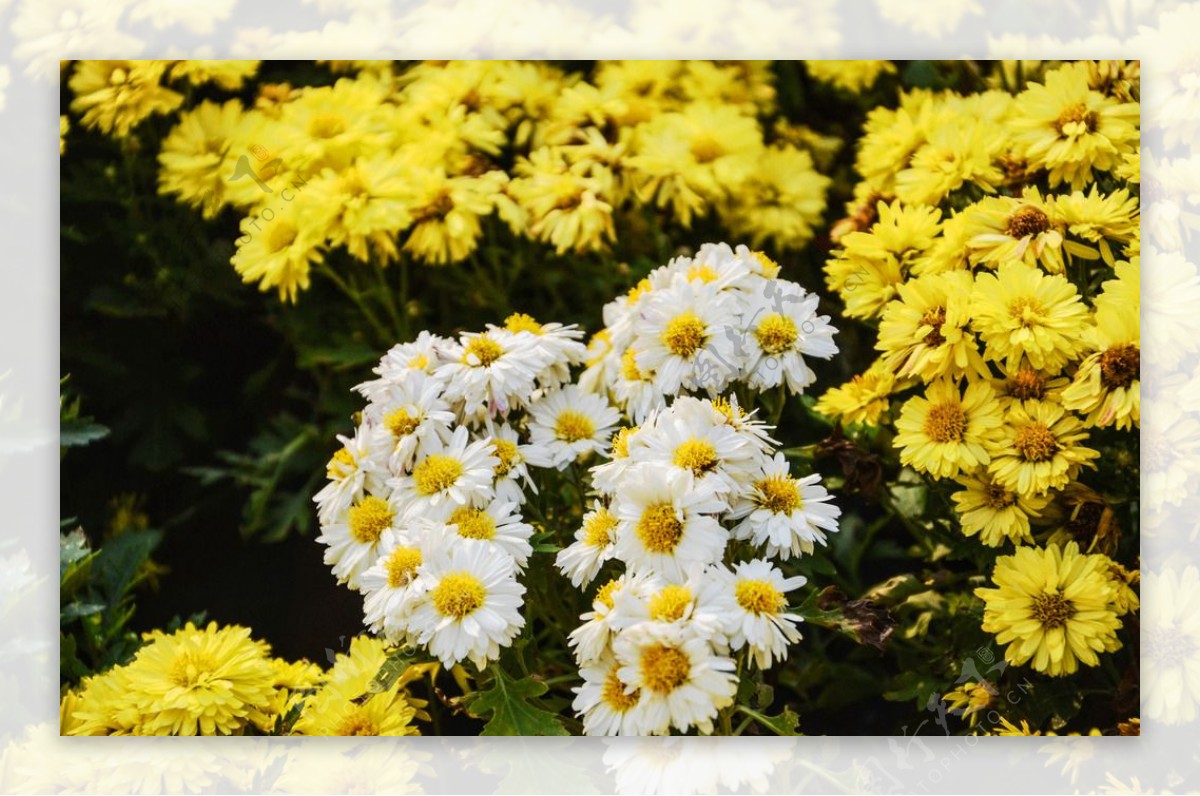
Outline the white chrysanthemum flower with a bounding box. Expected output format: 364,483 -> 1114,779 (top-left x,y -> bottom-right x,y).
612,346 -> 668,423
648,246 -> 753,293
479,421 -> 541,505
359,330 -> 449,401
730,453 -> 841,560
556,501 -> 618,587
573,653 -> 645,736
407,542 -> 525,669
611,467 -> 729,581
435,329 -> 546,421
631,396 -> 763,498
1141,566 -> 1200,725
496,313 -> 588,390
388,425 -> 498,522
702,560 -> 806,669
710,394 -> 777,455
590,425 -> 646,497
443,499 -> 534,569
736,280 -> 838,394
362,370 -> 455,472
608,568 -> 725,641
359,527 -> 437,644
317,491 -> 402,591
570,573 -> 656,665
526,385 -> 621,470
634,280 -> 739,394
313,424 -> 389,525
613,622 -> 737,736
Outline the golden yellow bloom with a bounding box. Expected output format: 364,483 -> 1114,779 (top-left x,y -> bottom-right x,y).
302,152 -> 414,263
1049,186 -> 1140,267
68,60 -> 183,138
894,119 -> 1005,206
893,376 -> 1003,479
60,115 -> 69,156
975,542 -> 1122,677
157,99 -> 250,220
276,76 -> 396,173
855,88 -> 937,194
876,270 -> 987,381
231,194 -> 332,302
990,717 -> 1042,735
1061,300 -> 1139,430
942,681 -> 996,727
65,668 -> 142,736
813,359 -> 906,427
986,399 -> 1098,495
804,60 -> 896,93
970,262 -> 1089,373
722,145 -> 830,250
964,187 -> 1066,273
1012,61 -> 1139,190
509,147 -> 616,254
952,470 -> 1051,547
168,60 -> 261,90
404,169 -> 508,265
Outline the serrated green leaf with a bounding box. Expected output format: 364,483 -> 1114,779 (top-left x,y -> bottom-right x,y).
737,705 -> 801,736
468,667 -> 570,736
60,419 -> 109,448
91,529 -> 162,607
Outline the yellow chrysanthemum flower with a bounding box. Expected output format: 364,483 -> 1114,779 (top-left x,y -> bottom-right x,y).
952,470 -> 1051,547
157,99 -> 250,220
813,359 -> 908,427
1049,185 -> 1140,267
60,115 -> 68,156
942,681 -> 996,727
230,193 -> 332,302
876,270 -> 987,381
855,88 -> 937,194
975,542 -> 1122,677
1061,300 -> 1139,430
894,119 -> 1005,206
64,668 -> 142,736
893,376 -> 1003,479
804,60 -> 896,93
68,60 -> 183,138
970,262 -> 1089,373
963,187 -> 1066,273
992,361 -> 1070,409
275,76 -> 396,173
404,169 -> 508,265
119,621 -> 278,735
302,152 -> 415,264
168,60 -> 261,91
509,147 -> 616,254
1011,61 -> 1139,190
990,717 -> 1042,735
722,145 -> 830,250
986,400 -> 1098,496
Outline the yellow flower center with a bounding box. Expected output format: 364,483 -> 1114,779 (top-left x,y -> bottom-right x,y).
348,496 -> 393,544
690,135 -> 725,164
412,454 -> 463,496
449,506 -> 495,541
611,426 -> 636,459
711,397 -> 746,424
265,222 -> 298,254
327,446 -> 355,478
601,666 -> 640,712
920,306 -> 947,347
1008,296 -> 1046,329
648,585 -> 692,622
555,410 -> 596,443
1005,206 -> 1051,239
984,482 -> 1017,509
308,113 -> 347,139
504,313 -> 544,334
686,263 -> 719,283
621,348 -> 647,382
431,572 -> 486,619
757,475 -> 801,513
662,312 -> 708,358
640,644 -> 691,694
1008,366 -> 1047,401
594,578 -> 621,611
384,407 -> 421,437
1014,422 -> 1059,463
754,313 -> 798,355
335,713 -> 379,736
627,278 -> 652,303
1030,591 -> 1076,629
923,401 -> 966,444
635,503 -> 684,554
491,438 -> 519,477
169,650 -> 217,688
751,251 -> 781,277
385,547 -> 423,588
462,335 -> 503,367
672,438 -> 718,475
1099,344 -> 1139,390
735,579 -> 785,615
583,509 -> 617,548
1054,103 -> 1099,135
409,353 -> 429,370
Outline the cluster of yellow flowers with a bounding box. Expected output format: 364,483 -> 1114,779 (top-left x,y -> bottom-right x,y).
60,622 -> 431,736
812,61 -> 1140,680
65,60 -> 833,302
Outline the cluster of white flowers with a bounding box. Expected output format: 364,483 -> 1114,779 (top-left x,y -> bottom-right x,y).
313,314 -> 618,669
579,242 -> 839,422
554,243 -> 845,736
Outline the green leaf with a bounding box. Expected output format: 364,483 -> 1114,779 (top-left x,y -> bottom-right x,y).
91,529 -> 162,607
60,529 -> 92,576
61,601 -> 105,622
737,705 -> 801,736
467,667 -> 570,736
60,419 -> 110,448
